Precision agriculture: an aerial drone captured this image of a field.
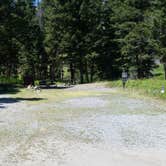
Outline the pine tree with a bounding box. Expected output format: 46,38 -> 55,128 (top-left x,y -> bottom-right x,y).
154,0 -> 166,79
117,0 -> 157,78
42,0 -> 104,83
0,0 -> 20,77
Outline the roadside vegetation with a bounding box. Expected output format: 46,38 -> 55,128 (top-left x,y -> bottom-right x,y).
107,65 -> 166,99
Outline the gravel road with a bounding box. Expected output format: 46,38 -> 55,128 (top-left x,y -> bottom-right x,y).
0,83 -> 166,166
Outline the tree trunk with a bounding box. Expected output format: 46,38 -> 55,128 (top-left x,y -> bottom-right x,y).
85,61 -> 89,83
50,61 -> 56,81
31,63 -> 35,80
90,64 -> 94,82
6,64 -> 11,77
70,62 -> 75,84
79,60 -> 84,84
136,54 -> 144,79
164,63 -> 166,80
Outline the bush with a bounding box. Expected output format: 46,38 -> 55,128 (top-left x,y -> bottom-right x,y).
0,76 -> 23,85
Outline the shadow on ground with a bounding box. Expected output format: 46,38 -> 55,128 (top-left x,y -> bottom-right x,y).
40,85 -> 74,90
0,97 -> 45,109
0,106 -> 5,109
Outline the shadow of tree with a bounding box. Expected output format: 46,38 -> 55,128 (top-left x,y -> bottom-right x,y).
153,73 -> 162,77
0,106 -> 5,109
0,97 -> 45,109
41,85 -> 74,89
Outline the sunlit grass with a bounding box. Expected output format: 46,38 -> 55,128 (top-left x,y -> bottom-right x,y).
10,88 -> 104,105
106,65 -> 166,99
107,79 -> 166,99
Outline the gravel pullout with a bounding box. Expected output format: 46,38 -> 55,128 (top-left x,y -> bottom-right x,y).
0,83 -> 166,166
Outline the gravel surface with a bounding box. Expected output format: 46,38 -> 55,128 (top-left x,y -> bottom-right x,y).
0,84 -> 166,166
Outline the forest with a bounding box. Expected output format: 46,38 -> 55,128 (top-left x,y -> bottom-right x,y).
1,0 -> 166,84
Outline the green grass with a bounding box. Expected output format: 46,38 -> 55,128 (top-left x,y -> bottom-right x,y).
152,64 -> 165,80
107,65 -> 166,99
0,76 -> 23,85
10,88 -> 102,106
107,79 -> 166,98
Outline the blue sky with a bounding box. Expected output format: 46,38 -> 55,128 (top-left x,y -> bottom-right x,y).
35,0 -> 41,6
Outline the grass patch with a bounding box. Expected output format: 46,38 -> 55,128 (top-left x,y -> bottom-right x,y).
107,65 -> 166,99
10,88 -> 102,105
107,79 -> 166,99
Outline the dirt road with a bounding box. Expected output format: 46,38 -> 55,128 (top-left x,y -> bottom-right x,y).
0,83 -> 166,166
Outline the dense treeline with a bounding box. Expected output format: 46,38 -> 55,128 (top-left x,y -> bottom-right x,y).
1,0 -> 166,84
